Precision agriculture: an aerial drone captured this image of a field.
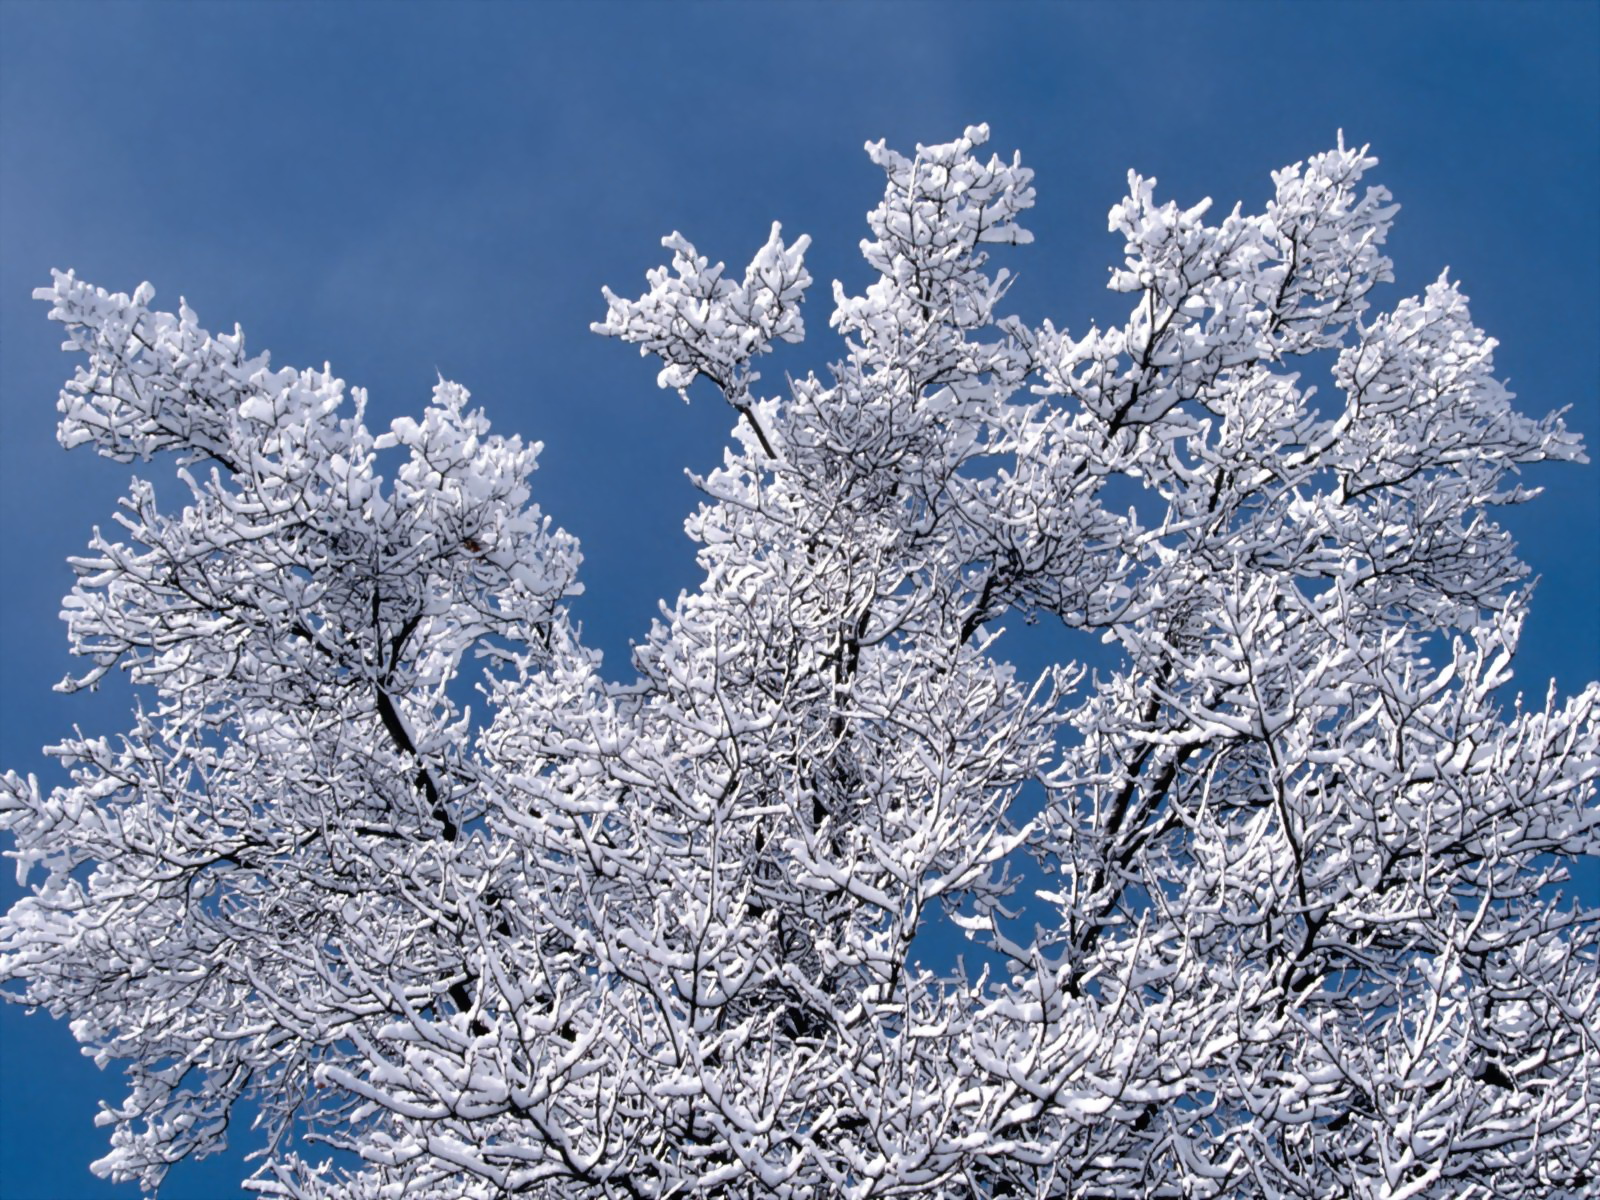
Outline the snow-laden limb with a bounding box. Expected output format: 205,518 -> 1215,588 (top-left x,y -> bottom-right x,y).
592,222 -> 811,458
4,273 -> 581,1191
6,128 -> 1599,1198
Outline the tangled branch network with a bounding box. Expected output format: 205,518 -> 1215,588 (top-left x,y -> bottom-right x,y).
4,125 -> 1598,1199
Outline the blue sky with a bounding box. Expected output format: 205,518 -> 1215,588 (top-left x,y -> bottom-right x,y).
1,2 -> 1595,1196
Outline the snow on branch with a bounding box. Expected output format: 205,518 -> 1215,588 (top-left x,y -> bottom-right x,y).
5,127 -> 1598,1200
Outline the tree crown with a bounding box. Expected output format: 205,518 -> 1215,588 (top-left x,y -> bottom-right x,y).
4,125 -> 1597,1200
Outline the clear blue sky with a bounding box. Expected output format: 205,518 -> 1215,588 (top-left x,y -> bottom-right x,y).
2,2 -> 1595,1196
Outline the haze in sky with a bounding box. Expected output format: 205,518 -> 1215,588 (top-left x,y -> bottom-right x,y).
1,2 -> 1595,1196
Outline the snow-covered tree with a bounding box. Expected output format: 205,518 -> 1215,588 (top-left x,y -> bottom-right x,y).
5,125 -> 1598,1199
